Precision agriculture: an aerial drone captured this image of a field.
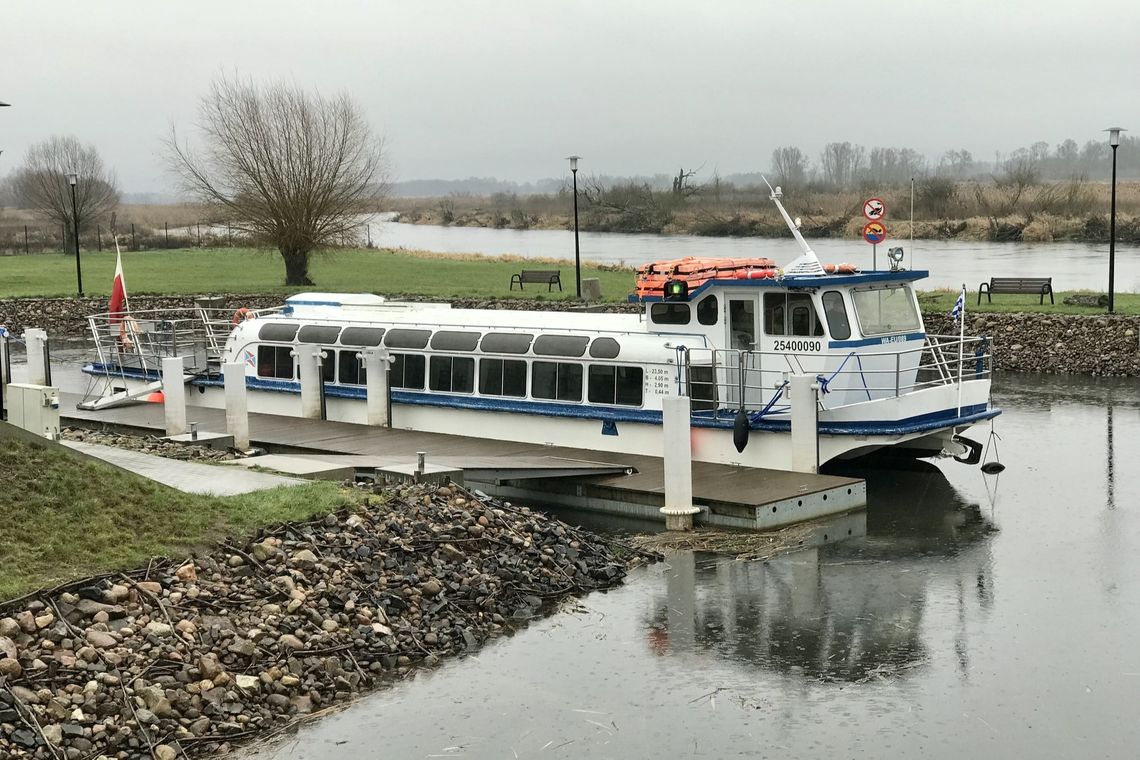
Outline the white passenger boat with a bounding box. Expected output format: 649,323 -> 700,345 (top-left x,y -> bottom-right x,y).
80,188 -> 999,471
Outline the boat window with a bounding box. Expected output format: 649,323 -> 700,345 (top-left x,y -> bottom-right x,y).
587,365 -> 644,406
257,345 -> 294,379
651,303 -> 690,325
481,332 -> 533,354
729,299 -> 756,349
852,285 -> 921,336
338,350 -> 365,385
822,291 -> 852,340
589,337 -> 620,359
340,327 -> 385,347
384,329 -> 431,349
298,325 -> 342,345
533,335 -> 590,357
764,293 -> 823,337
697,295 -> 719,326
478,358 -> 527,397
390,353 -> 425,389
321,350 -> 335,383
258,323 -> 299,343
531,361 -> 583,402
429,356 -> 475,393
431,330 -> 481,352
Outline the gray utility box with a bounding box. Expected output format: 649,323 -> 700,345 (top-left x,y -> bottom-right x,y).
6,383 -> 61,440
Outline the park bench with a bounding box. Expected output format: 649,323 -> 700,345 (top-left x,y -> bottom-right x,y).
510,269 -> 562,292
977,277 -> 1054,305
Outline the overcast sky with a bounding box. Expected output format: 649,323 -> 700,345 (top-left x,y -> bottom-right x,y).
3,0 -> 1139,193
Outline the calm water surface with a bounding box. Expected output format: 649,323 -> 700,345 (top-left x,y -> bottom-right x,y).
235,374 -> 1140,759
373,220 -> 1140,292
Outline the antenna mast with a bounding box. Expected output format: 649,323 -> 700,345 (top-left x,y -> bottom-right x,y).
762,176 -> 825,276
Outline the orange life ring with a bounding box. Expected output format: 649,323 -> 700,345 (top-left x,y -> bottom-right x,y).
734,268 -> 778,280
824,263 -> 859,275
232,307 -> 257,326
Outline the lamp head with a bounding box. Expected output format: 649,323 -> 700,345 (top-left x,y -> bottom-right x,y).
566,155 -> 581,172
68,172 -> 77,186
887,246 -> 905,271
1106,127 -> 1126,147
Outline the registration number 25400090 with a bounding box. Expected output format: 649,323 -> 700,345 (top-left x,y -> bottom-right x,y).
772,339 -> 822,352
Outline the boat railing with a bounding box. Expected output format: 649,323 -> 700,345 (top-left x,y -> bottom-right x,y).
194,305 -> 284,360
85,308 -> 215,377
675,333 -> 992,416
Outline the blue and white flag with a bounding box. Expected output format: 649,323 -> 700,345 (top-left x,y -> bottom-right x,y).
950,290 -> 965,323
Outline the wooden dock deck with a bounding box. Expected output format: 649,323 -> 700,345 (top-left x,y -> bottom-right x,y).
60,393 -> 866,530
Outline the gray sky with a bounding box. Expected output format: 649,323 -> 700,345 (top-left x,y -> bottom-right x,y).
4,0 -> 1139,193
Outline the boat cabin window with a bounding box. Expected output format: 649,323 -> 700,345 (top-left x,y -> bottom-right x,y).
338,350 -> 365,385
531,361 -> 583,402
429,356 -> 475,393
479,358 -> 527,397
385,329 -> 431,349
763,293 -> 823,337
852,285 -> 921,336
258,323 -> 299,343
533,335 -> 590,358
589,337 -> 620,359
431,331 -> 481,352
257,345 -> 294,379
821,291 -> 851,340
588,365 -> 644,406
651,303 -> 690,325
390,354 -> 426,389
340,327 -> 385,347
320,351 -> 335,382
481,332 -> 533,354
729,299 -> 756,349
696,295 -> 719,326
298,325 -> 341,345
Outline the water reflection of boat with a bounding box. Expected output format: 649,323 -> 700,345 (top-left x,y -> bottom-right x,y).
643,461 -> 995,682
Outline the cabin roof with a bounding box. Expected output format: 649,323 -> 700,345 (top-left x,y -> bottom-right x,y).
630,269 -> 929,303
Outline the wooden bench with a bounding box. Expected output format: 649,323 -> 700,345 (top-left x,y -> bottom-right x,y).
977,277 -> 1054,305
510,269 -> 562,292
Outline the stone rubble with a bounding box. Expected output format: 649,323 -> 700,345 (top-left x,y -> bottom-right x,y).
0,483 -> 653,758
60,428 -> 240,463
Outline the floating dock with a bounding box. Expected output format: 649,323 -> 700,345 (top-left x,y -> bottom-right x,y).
59,392 -> 866,530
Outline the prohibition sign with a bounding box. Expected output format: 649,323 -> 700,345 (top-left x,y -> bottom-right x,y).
863,197 -> 886,220
863,221 -> 887,245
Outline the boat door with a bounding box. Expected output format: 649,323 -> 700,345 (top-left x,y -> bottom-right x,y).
725,294 -> 764,409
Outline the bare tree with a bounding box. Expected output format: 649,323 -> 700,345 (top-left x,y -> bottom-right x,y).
819,142 -> 865,190
167,76 -> 387,285
11,135 -> 119,253
770,146 -> 808,189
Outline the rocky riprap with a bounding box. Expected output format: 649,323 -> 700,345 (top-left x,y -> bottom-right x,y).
0,484 -> 652,758
925,312 -> 1140,376
60,428 -> 240,463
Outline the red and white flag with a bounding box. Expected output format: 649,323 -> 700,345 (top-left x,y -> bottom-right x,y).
108,245 -> 128,322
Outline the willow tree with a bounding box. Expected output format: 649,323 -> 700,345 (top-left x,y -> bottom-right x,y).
168,76 -> 387,285
12,136 -> 119,253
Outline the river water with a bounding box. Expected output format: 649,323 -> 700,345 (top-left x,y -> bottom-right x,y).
372,220 -> 1140,292
233,373 -> 1140,760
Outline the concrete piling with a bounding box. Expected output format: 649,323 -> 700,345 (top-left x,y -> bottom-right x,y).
161,357 -> 188,436
790,374 -> 820,474
223,361 -> 251,451
24,328 -> 49,387
659,395 -> 700,530
296,345 -> 323,420
362,347 -> 392,427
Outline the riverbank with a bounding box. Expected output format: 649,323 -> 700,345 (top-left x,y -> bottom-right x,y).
0,438 -> 649,758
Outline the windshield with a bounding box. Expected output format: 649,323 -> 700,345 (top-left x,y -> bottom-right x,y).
851,285 -> 921,336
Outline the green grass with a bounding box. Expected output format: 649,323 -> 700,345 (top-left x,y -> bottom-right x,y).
916,289 -> 1140,315
0,247 -> 637,302
0,438 -> 358,601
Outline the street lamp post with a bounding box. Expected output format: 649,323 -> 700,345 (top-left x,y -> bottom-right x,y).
69,173 -> 83,297
1105,128 -> 1125,313
567,155 -> 582,298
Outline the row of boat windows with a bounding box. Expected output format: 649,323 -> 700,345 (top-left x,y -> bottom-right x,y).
256,346 -> 644,406
259,323 -> 622,359
652,292 -> 852,339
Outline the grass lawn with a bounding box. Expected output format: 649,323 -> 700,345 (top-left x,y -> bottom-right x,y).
0,246 -> 637,302
916,289 -> 1140,316
0,437 -> 360,601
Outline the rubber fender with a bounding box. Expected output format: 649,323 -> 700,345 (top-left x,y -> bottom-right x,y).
980,461 -> 1006,474
952,435 -> 983,466
733,409 -> 750,453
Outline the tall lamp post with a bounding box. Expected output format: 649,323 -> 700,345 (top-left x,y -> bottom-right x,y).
1105,128 -> 1125,313
68,172 -> 83,297
567,155 -> 582,298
